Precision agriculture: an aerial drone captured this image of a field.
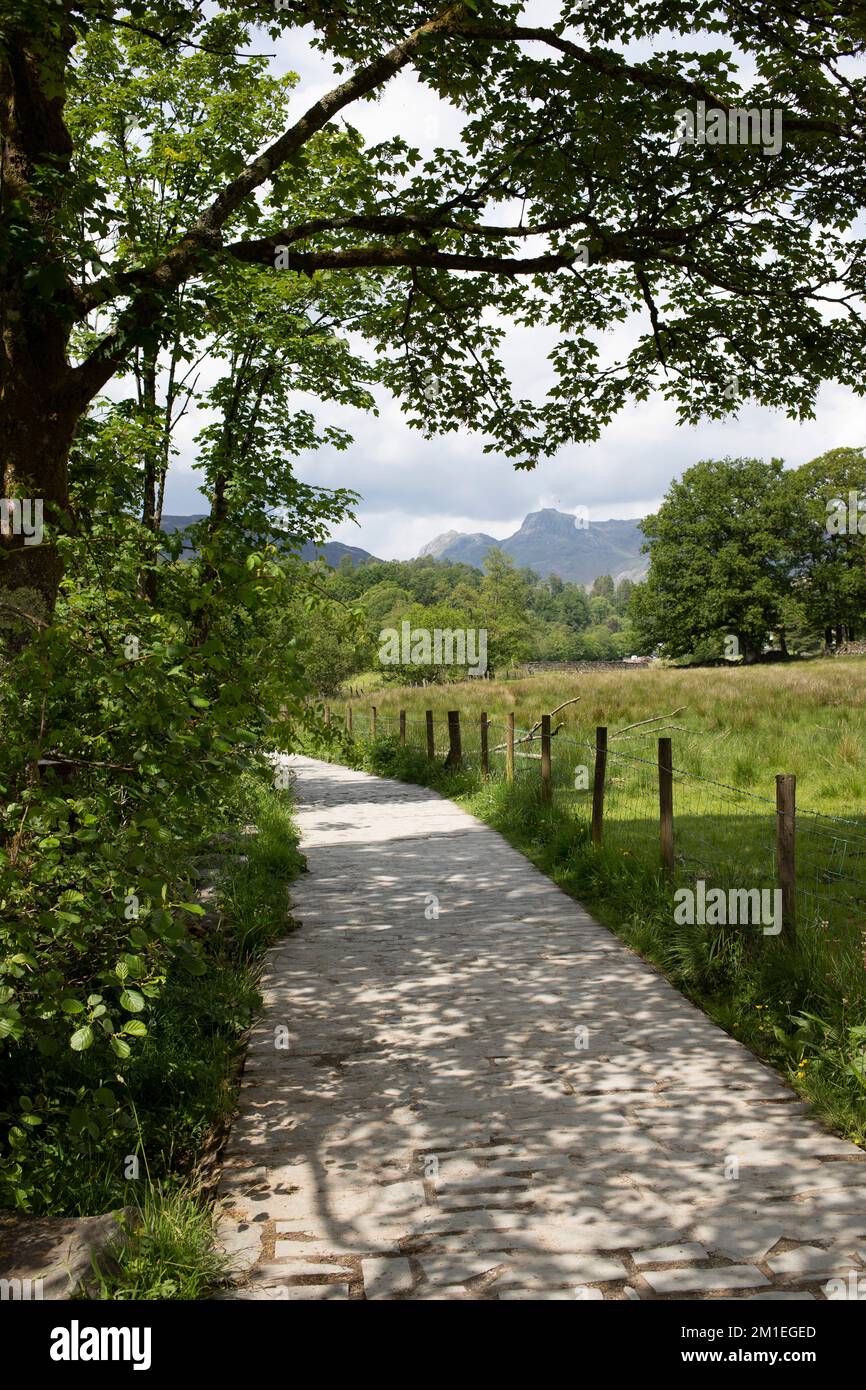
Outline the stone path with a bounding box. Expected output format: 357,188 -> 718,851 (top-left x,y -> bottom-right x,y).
215,757 -> 866,1301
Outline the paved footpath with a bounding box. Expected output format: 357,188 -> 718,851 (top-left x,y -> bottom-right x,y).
216,757 -> 866,1300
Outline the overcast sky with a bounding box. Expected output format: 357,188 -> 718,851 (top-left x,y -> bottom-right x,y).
160,6 -> 866,558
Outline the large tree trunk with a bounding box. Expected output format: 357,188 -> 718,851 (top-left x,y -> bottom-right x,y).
0,395 -> 76,627
1,11 -> 78,627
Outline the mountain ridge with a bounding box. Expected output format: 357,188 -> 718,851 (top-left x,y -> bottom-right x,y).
159,515 -> 380,568
158,506 -> 648,585
419,508 -> 648,586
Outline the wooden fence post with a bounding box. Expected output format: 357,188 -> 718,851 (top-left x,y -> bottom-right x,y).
480,712 -> 489,778
776,773 -> 796,939
324,705 -> 331,727
658,736 -> 674,875
445,710 -> 462,769
347,705 -> 353,734
506,712 -> 515,784
541,714 -> 552,803
371,705 -> 377,739
399,709 -> 406,746
426,709 -> 435,760
591,726 -> 607,846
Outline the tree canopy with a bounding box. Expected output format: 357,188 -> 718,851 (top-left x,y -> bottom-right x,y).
3,1 -> 866,613
631,449 -> 866,660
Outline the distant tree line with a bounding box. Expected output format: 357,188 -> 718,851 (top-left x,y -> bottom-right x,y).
296,548 -> 637,692
301,446 -> 866,691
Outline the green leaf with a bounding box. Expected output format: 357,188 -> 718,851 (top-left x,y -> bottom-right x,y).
119,988 -> 145,1013
70,1025 -> 95,1051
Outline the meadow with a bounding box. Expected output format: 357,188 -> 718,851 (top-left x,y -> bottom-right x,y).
336,658 -> 866,815
316,657 -> 866,1145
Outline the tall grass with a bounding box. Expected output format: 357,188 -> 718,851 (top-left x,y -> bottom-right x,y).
89,1184 -> 230,1302
333,656 -> 866,815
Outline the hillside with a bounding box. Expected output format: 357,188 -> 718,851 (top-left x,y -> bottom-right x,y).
419,509 -> 648,585
159,515 -> 379,568
160,508 -> 644,584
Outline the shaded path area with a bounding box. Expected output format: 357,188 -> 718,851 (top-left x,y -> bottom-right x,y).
216,757 -> 866,1300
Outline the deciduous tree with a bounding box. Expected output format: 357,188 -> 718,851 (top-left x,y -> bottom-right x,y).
3,1 -> 866,622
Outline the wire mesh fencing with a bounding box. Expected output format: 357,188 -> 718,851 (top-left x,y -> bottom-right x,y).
330,700 -> 866,951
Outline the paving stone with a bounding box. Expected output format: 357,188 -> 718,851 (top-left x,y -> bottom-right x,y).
248,1262 -> 355,1284
420,1231 -> 523,1255
497,1254 -> 626,1285
694,1221 -> 786,1263
767,1245 -> 853,1277
633,1243 -> 708,1267
272,1234 -> 390,1257
518,1220 -> 671,1253
437,1193 -> 531,1210
271,1251 -> 355,1273
216,1219 -> 263,1273
361,1257 -> 414,1298
412,1211 -> 527,1235
411,1286 -> 468,1300
419,1255 -> 509,1285
642,1266 -> 770,1294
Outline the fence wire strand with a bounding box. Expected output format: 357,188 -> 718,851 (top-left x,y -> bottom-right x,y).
336,705 -> 866,945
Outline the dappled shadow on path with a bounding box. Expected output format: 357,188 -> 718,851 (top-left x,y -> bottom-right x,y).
217,759 -> 866,1300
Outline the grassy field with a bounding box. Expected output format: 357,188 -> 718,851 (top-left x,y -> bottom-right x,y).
335,659 -> 866,942
336,658 -> 866,815
313,657 -> 866,1145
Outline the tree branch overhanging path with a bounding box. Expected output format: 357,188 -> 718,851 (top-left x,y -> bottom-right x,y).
3,0 -> 866,611
71,5 -> 864,387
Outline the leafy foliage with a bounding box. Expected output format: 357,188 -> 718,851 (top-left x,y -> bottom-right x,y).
305,545 -> 636,689
631,449 -> 866,659
0,392 -> 321,1209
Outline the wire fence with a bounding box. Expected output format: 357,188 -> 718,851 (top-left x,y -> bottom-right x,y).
331,703 -> 866,951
